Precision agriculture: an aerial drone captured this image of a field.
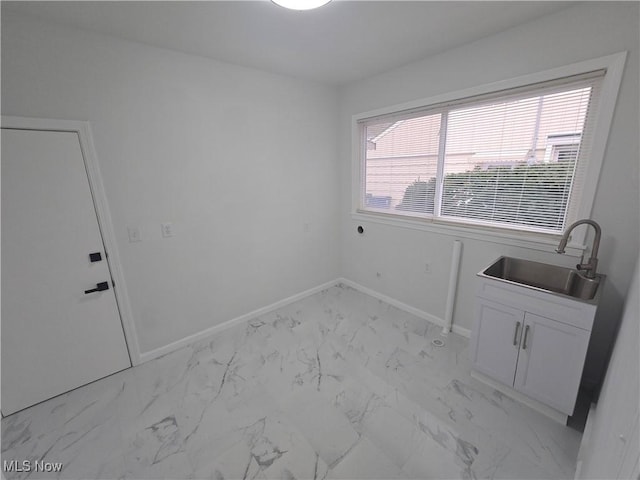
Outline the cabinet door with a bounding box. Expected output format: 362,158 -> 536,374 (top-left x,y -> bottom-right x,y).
471,298 -> 524,387
514,312 -> 590,415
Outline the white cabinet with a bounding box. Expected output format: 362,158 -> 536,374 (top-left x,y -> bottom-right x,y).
471,299 -> 522,387
514,312 -> 591,413
471,277 -> 599,418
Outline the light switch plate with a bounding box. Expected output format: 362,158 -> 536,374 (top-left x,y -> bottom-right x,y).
128,226 -> 141,243
161,222 -> 173,238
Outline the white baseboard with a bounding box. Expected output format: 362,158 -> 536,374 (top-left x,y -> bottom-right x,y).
139,277 -> 470,364
139,279 -> 339,363
338,277 -> 471,338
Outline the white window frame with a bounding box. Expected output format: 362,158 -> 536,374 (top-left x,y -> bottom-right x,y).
351,52 -> 627,253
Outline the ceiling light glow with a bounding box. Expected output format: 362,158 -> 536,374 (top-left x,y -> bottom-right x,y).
271,0 -> 332,11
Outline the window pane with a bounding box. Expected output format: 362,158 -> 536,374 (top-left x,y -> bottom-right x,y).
441,87 -> 591,231
364,114 -> 440,215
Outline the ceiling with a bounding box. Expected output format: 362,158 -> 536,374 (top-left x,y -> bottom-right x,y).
2,1 -> 577,85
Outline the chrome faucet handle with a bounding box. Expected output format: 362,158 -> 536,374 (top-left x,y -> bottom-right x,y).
576,258 -> 598,278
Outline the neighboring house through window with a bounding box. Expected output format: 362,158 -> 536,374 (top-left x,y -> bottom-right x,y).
353,53 -> 626,238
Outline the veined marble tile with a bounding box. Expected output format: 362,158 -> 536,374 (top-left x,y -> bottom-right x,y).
44,419 -> 126,480
276,388 -> 361,469
439,376 -> 580,478
326,436 -> 408,480
122,413 -> 194,480
180,398 -> 245,475
192,440 -> 265,480
191,393 -> 330,480
1,392 -> 69,452
473,444 -> 560,480
1,426 -> 68,480
1,285 -> 581,479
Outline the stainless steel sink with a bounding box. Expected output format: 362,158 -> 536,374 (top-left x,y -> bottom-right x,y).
479,256 -> 603,301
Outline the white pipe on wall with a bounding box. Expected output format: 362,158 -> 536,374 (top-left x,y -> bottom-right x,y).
442,240 -> 462,336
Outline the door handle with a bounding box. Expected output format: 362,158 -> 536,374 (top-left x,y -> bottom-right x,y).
522,325 -> 530,350
84,281 -> 109,294
513,321 -> 521,346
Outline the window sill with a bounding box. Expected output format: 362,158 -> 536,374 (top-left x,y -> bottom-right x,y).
351,211 -> 586,257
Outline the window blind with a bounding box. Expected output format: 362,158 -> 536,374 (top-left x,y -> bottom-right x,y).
360,71 -> 604,233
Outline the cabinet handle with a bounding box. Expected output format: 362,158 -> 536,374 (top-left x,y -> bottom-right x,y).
513,321 -> 521,346
522,325 -> 530,350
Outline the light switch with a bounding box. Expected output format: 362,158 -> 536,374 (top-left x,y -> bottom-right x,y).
128,226 -> 141,243
161,223 -> 173,238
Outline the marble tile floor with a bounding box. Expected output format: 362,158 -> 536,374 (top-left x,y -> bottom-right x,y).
1,284 -> 582,479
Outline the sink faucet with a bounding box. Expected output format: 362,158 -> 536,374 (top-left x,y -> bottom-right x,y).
556,219 -> 601,279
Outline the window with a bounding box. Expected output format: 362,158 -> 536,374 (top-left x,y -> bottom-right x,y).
357,70 -> 609,235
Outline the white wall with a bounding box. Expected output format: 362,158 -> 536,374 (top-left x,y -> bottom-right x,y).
1,11 -> 341,356
2,4 -> 638,391
338,2 -> 639,388
577,260 -> 639,479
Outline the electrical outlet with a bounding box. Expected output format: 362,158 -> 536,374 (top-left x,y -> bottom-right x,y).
161,222 -> 173,238
424,262 -> 431,274
128,226 -> 141,243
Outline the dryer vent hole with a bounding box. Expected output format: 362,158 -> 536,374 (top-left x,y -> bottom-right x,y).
432,338 -> 445,347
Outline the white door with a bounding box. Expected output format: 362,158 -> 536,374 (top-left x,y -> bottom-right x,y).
514,312 -> 590,415
2,128 -> 131,415
470,298 -> 524,387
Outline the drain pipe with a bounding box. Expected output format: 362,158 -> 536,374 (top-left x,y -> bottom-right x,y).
442,240 -> 462,336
